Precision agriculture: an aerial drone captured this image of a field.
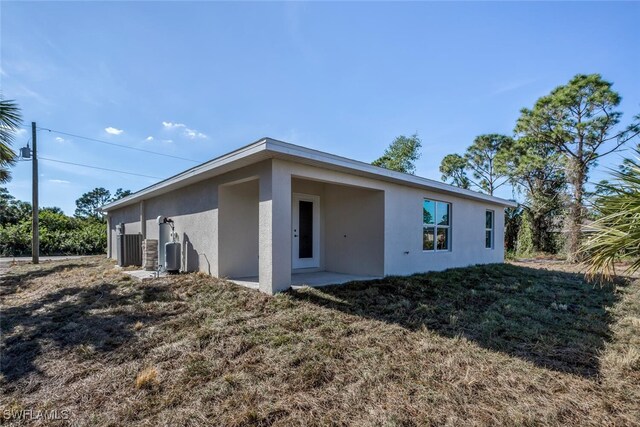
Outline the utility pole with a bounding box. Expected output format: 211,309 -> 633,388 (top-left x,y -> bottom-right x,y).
32,121 -> 39,264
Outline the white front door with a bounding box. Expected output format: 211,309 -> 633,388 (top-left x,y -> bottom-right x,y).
292,193 -> 320,269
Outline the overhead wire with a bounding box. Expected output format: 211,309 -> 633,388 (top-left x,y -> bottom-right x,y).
39,157 -> 162,179
36,127 -> 201,163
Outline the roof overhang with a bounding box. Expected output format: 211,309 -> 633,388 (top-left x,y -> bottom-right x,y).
101,137 -> 517,211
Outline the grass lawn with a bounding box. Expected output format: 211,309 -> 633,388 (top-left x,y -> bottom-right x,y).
1,257 -> 639,426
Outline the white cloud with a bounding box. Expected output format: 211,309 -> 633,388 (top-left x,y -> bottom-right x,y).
48,179 -> 70,184
105,126 -> 123,135
54,136 -> 70,143
162,121 -> 185,129
185,128 -> 207,139
0,126 -> 28,138
163,121 -> 207,140
161,139 -> 174,144
145,136 -> 154,141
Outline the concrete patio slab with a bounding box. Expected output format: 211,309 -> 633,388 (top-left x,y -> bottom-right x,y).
229,271 -> 381,290
121,269 -> 167,281
227,277 -> 260,290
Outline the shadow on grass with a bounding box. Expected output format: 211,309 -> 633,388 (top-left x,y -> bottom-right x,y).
0,262 -> 87,297
0,266 -> 180,387
290,263 -> 622,378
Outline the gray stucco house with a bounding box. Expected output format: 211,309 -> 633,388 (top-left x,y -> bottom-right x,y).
102,138 -> 516,294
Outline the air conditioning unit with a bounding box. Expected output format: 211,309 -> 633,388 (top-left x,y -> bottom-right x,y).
116,233 -> 142,267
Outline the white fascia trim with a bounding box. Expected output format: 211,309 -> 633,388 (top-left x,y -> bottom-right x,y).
101,137 -> 517,212
100,138 -> 269,211
264,139 -> 517,207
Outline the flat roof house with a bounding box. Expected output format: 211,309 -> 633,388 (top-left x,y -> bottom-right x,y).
101,138 -> 516,294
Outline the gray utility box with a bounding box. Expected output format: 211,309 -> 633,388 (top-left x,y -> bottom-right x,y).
165,242 -> 181,273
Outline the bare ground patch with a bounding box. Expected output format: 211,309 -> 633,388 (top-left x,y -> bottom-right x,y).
1,257 -> 639,426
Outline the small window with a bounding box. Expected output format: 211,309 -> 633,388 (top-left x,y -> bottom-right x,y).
423,199 -> 451,251
485,210 -> 494,249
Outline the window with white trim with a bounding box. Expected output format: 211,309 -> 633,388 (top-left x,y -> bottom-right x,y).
423,199 -> 451,251
485,210 -> 494,249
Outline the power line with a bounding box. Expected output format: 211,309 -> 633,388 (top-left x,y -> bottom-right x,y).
39,157 -> 162,179
37,127 -> 200,163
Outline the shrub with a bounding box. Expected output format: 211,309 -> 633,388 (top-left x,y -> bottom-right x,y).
516,210 -> 535,257
0,215 -> 106,256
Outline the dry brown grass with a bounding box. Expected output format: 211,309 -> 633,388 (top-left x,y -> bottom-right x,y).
1,256 -> 639,426
135,366 -> 159,390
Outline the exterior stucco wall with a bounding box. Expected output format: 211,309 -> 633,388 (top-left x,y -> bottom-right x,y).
107,161 -> 268,275
276,160 -> 506,279
219,179 -> 259,278
140,177 -> 219,274
324,185 -> 384,276
258,159 -> 292,293
382,185 -> 505,276
290,178 -> 384,276
107,157 -> 507,293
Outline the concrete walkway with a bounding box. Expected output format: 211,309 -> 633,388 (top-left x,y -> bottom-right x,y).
120,269 -> 168,281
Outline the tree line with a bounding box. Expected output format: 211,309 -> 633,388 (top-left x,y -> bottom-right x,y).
0,186 -> 131,256
2,75 -> 639,273
373,74 -> 640,263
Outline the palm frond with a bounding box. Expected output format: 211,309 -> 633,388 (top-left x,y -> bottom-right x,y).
0,98 -> 22,183
582,152 -> 640,280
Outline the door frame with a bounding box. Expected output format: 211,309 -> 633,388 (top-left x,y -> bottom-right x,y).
292,193 -> 320,269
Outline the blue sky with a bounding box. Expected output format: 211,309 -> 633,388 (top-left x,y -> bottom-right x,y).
2,1 -> 639,214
